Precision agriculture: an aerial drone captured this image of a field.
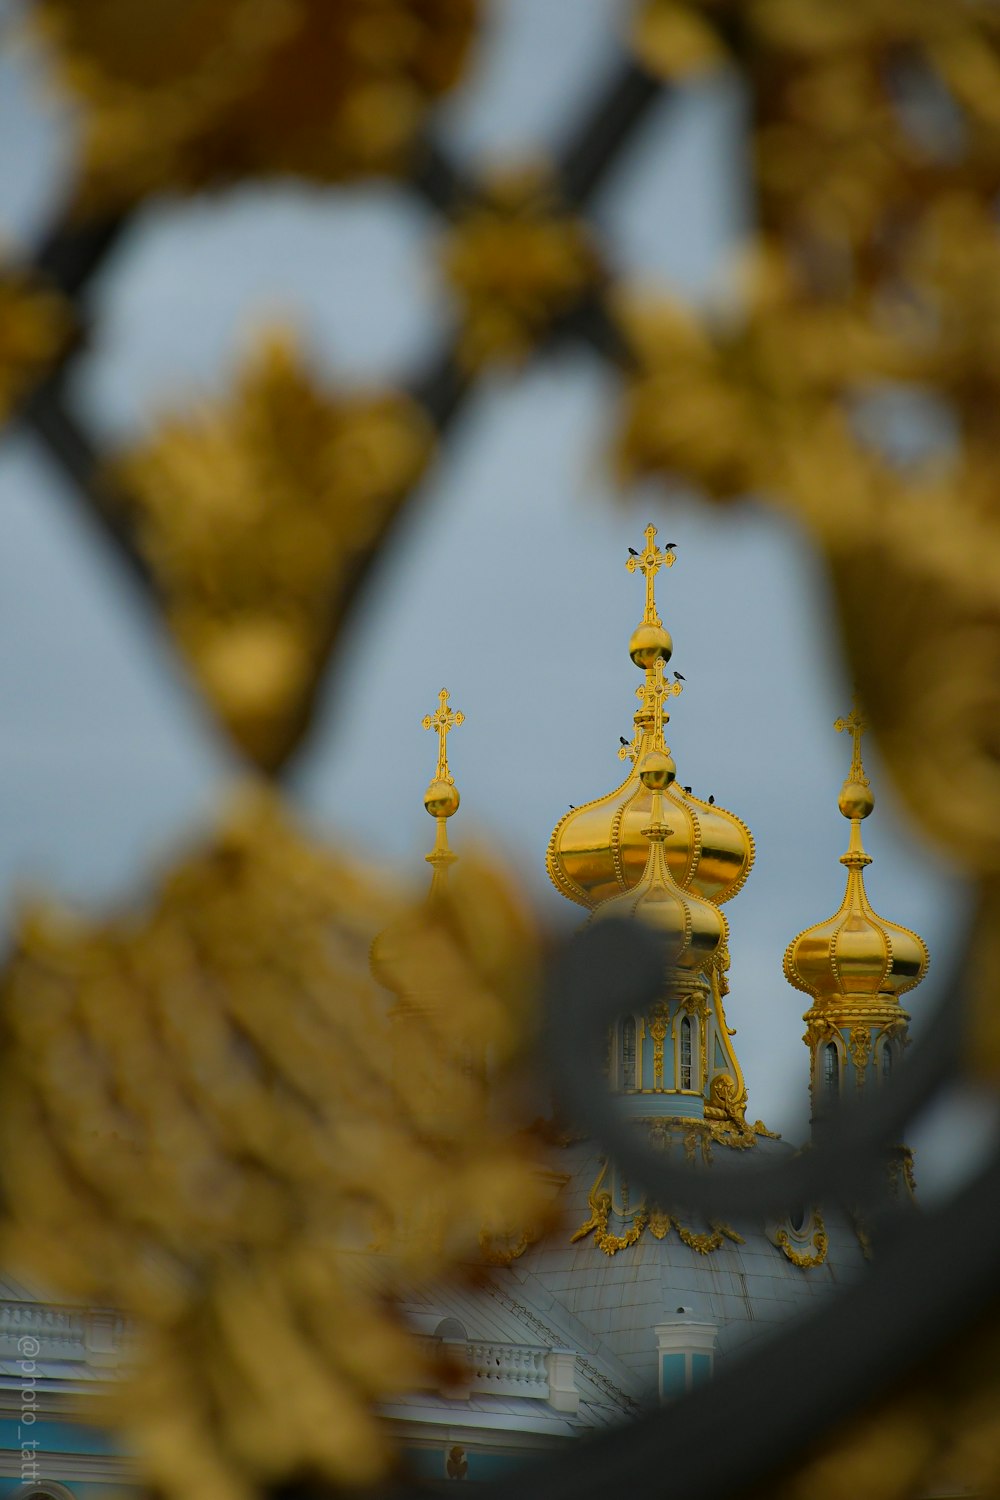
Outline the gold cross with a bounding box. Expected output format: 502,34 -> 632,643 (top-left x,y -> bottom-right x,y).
834,702 -> 869,785
422,688 -> 464,784
619,657 -> 682,760
625,522 -> 675,625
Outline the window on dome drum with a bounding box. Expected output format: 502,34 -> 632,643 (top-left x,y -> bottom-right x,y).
680,1016 -> 693,1090
823,1042 -> 840,1095
621,1016 -> 636,1091
882,1043 -> 893,1081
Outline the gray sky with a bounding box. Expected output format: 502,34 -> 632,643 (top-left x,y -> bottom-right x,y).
0,0 -> 979,1177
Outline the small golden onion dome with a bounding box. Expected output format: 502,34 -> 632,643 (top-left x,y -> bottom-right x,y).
783,713 -> 929,1006
425,778 -> 460,818
591,753 -> 727,974
783,887 -> 927,1004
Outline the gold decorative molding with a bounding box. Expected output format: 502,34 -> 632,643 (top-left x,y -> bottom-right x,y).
849,1024 -> 873,1086
888,1145 -> 918,1201
571,1158 -> 746,1257
650,1013 -> 668,1090
478,1227 -> 535,1267
775,1215 -> 830,1269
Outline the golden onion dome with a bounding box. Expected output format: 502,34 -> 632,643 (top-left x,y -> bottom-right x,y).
783,708 -> 929,1006
547,766 -> 754,909
546,524 -> 754,911
592,750 -> 727,974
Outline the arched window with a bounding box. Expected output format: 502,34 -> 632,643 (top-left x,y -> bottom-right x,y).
823,1042 -> 840,1095
881,1043 -> 893,1081
621,1016 -> 636,1090
680,1016 -> 693,1090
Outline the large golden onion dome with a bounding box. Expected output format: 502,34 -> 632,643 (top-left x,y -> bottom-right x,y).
783,708 -> 929,1007
592,749 -> 727,975
546,524 -> 754,910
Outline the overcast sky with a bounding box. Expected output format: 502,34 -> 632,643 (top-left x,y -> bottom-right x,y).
0,0 -> 981,1180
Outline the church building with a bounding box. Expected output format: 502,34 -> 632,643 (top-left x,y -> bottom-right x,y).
0,527 -> 928,1492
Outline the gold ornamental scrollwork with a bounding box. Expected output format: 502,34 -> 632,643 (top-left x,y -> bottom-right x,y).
849,1024 -> 873,1087
674,1219 -> 745,1256
647,1209 -> 672,1240
887,1146 -> 918,1202
478,1228 -> 535,1267
775,1215 -> 830,1269
649,1013 -> 669,1090
571,1160 -> 745,1257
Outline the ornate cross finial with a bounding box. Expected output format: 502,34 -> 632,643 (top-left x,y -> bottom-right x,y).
422,688 -> 465,785
619,657 -> 682,760
834,702 -> 869,786
625,523 -> 675,625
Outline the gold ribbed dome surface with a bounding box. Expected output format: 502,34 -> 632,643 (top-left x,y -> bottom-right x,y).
592,750 -> 727,974
548,773 -> 754,909
783,708 -> 929,1006
546,524 -> 754,910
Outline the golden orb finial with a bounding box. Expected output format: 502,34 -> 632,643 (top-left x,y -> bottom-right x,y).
638,748 -> 676,790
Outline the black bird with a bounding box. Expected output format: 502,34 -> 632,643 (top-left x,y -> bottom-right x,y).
673,671 -> 685,681
664,542 -> 677,551
708,795 -> 715,805
619,736 -> 629,746
684,786 -> 692,794
628,547 -> 639,556
569,804 -> 576,810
